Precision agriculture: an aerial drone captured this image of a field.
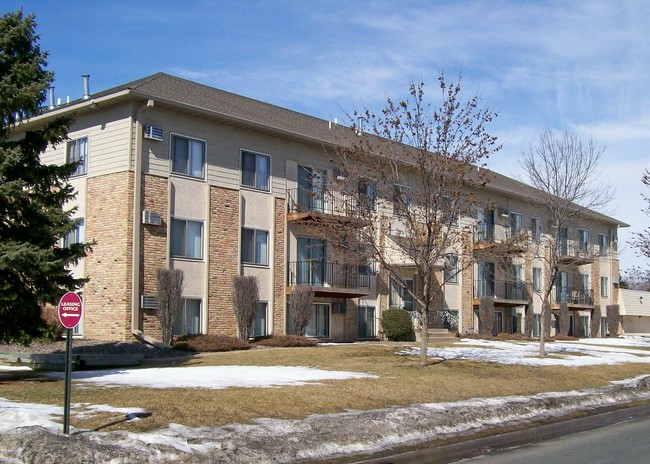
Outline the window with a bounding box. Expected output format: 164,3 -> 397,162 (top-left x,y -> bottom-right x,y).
599,234 -> 609,254
251,302 -> 268,337
601,276 -> 609,297
393,185 -> 410,217
444,254 -> 459,283
578,229 -> 589,253
494,311 -> 503,335
67,137 -> 88,176
171,219 -> 203,259
306,303 -> 330,338
173,298 -> 201,335
389,278 -> 414,310
510,212 -> 523,237
533,267 -> 542,292
171,135 -> 205,178
357,306 -> 376,338
442,196 -> 459,227
63,218 -> 85,248
357,179 -> 376,212
241,150 -> 270,190
531,217 -> 542,242
601,315 -> 607,336
533,314 -> 541,338
241,228 -> 269,265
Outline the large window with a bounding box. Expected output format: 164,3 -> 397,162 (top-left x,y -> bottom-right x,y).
241,150 -> 270,190
599,234 -> 609,253
601,276 -> 609,297
63,218 -> 85,248
171,135 -> 205,178
533,267 -> 542,292
67,137 -> 88,176
392,185 -> 410,217
578,229 -> 589,252
171,219 -> 203,259
510,212 -> 524,237
531,217 -> 542,242
357,306 -> 376,338
241,228 -> 269,265
251,302 -> 268,337
444,254 -> 459,283
389,278 -> 414,310
173,298 -> 201,335
306,303 -> 330,338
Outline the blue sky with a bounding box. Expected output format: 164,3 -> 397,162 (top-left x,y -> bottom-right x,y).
5,0 -> 650,272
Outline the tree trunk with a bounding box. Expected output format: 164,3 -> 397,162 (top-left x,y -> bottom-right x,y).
419,308 -> 429,366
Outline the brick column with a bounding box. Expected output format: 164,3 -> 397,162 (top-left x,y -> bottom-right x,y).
273,197 -> 286,334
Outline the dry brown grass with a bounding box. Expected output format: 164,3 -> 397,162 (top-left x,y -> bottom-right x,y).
1,343 -> 649,433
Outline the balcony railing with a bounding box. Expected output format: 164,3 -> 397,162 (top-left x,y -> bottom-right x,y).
287,261 -> 370,290
474,279 -> 528,301
286,188 -> 371,219
554,287 -> 594,306
557,241 -> 594,263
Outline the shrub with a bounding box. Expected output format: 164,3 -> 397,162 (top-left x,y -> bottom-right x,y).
590,305 -> 601,338
478,296 -> 495,336
173,334 -> 251,352
253,335 -> 318,348
40,305 -> 64,340
381,309 -> 415,341
606,304 -> 620,336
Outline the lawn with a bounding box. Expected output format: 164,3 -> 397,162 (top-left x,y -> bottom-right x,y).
1,340 -> 650,433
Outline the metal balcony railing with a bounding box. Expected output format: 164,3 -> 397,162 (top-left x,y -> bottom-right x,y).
474,279 -> 528,301
556,241 -> 594,260
286,188 -> 372,218
287,261 -> 370,289
554,287 -> 594,306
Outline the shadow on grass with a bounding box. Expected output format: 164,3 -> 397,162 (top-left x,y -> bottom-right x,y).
73,411 -> 153,434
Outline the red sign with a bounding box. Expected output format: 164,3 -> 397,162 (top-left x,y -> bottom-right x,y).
58,292 -> 83,329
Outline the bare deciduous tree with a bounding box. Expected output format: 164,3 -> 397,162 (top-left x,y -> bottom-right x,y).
290,285 -> 315,337
478,296 -> 496,336
606,304 -> 620,337
232,275 -> 259,341
317,75 -> 500,366
521,128 -> 613,355
157,268 -> 184,346
630,169 -> 650,285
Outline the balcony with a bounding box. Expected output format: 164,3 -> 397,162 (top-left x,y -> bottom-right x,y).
557,241 -> 595,265
287,260 -> 371,298
473,279 -> 529,306
472,225 -> 527,254
286,188 -> 370,224
553,287 -> 594,309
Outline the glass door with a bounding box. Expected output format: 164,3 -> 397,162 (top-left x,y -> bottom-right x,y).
297,237 -> 325,286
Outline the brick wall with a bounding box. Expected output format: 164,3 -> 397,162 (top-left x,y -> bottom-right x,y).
592,258 -> 601,307
461,232 -> 474,333
207,186 -> 239,336
140,174 -> 168,337
273,197 -> 286,334
84,172 -> 134,341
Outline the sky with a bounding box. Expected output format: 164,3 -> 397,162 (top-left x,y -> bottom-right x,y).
4,0 -> 650,271
2,338 -> 650,460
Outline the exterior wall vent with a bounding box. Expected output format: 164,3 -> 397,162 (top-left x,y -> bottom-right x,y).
144,125 -> 164,141
141,295 -> 159,309
142,210 -> 162,226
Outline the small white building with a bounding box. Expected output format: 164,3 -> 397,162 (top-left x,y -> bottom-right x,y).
618,289 -> 650,335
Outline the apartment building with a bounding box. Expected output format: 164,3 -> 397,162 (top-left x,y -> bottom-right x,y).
22,73 -> 626,341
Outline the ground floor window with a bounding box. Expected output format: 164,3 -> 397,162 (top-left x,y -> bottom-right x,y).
601,316 -> 607,337
173,298 -> 201,335
357,306 -> 376,338
533,314 -> 541,337
306,303 -> 330,338
494,311 -> 503,334
578,315 -> 589,337
252,302 -> 268,337
72,292 -> 84,336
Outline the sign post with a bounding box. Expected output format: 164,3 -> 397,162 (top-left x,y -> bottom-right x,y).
58,292 -> 83,435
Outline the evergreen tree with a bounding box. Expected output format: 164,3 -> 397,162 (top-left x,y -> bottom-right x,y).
0,11 -> 91,341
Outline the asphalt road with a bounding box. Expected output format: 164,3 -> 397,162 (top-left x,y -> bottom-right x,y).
455,412 -> 650,464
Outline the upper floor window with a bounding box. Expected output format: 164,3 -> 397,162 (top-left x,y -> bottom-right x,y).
442,196 -> 459,227
444,253 -> 459,283
533,267 -> 542,292
171,135 -> 205,178
67,137 -> 88,176
241,228 -> 269,266
241,150 -> 270,191
357,179 -> 376,212
389,278 -> 414,310
599,234 -> 609,253
171,218 -> 203,259
601,276 -> 609,297
531,217 -> 542,242
393,185 -> 410,217
63,218 -> 85,247
510,212 -> 523,237
578,229 -> 589,252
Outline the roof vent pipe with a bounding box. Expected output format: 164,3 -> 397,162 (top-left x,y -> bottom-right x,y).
48,87 -> 55,109
82,74 -> 90,100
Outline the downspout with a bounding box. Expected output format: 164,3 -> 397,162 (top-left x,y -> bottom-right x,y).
131,99 -> 155,335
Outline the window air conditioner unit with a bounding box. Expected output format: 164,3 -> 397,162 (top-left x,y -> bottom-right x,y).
499,208 -> 509,218
144,125 -> 164,141
333,168 -> 347,180
141,295 -> 159,309
142,210 -> 162,226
